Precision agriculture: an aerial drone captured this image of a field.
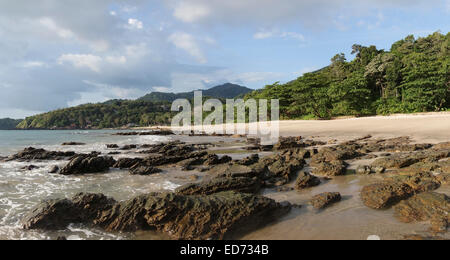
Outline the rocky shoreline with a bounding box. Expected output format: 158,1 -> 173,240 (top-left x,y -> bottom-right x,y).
1,133 -> 449,240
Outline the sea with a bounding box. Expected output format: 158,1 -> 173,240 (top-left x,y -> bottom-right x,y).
0,130 -> 180,240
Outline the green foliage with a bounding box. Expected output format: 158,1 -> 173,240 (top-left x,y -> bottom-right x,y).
17,100 -> 174,129
246,32 -> 450,118
0,118 -> 23,130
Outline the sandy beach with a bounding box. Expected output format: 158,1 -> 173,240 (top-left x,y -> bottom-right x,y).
141,112 -> 450,144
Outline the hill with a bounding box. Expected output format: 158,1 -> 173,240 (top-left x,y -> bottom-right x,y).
0,118 -> 23,130
138,83 -> 253,102
246,32 -> 449,119
16,100 -> 173,130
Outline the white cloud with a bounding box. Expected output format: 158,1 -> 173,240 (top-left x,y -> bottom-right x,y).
168,32 -> 207,63
22,61 -> 47,68
173,2 -> 211,23
153,86 -> 171,92
254,29 -> 305,42
128,18 -> 144,29
58,54 -> 103,72
105,55 -> 127,65
39,17 -> 75,39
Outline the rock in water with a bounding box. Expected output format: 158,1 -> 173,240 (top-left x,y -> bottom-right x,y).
295,172 -> 321,190
176,177 -> 262,195
7,147 -> 76,161
48,165 -> 59,174
59,155 -> 115,175
97,191 -> 292,240
394,192 -> 449,232
23,192 -> 291,240
22,193 -> 117,230
129,165 -> 162,175
310,192 -> 342,209
62,142 -> 85,146
312,160 -> 347,177
361,182 -> 414,209
113,158 -> 143,169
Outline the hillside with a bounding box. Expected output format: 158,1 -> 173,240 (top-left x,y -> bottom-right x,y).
138,83 -> 253,102
17,100 -> 174,129
16,83 -> 250,129
0,118 -> 23,130
246,32 -> 449,119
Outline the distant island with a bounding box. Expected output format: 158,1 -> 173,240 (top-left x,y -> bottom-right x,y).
0,118 -> 23,130
4,32 -> 449,130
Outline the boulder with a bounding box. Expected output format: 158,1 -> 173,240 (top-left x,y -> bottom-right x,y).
295,172 -> 321,190
23,192 -> 292,240
106,144 -> 119,149
6,147 -> 76,161
21,165 -> 40,171
113,158 -> 143,169
119,145 -> 137,150
22,193 -> 116,230
361,182 -> 414,209
96,191 -> 292,240
59,155 -> 115,175
312,160 -> 347,176
62,142 -> 85,146
48,165 -> 59,174
394,192 -> 449,232
236,154 -> 260,166
129,165 -> 162,176
209,164 -> 257,178
310,192 -> 342,209
175,177 -> 262,195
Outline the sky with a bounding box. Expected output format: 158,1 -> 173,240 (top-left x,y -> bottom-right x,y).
0,0 -> 449,119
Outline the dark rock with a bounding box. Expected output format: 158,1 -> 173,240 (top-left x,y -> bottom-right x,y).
7,147 -> 76,162
24,192 -> 291,240
237,154 -> 260,166
95,191 -> 291,240
295,171 -> 321,190
119,145 -> 137,150
361,182 -> 414,209
59,155 -> 115,175
22,193 -> 117,230
356,165 -> 372,175
62,142 -> 85,146
312,160 -> 347,176
274,136 -> 325,150
311,145 -> 363,165
49,165 -> 59,174
108,152 -> 121,155
56,236 -> 67,240
310,192 -> 342,209
106,144 -> 119,149
113,158 -> 143,169
176,177 -> 262,195
394,192 -> 449,232
210,164 -> 257,178
129,165 -> 162,176
21,165 -> 40,171
114,130 -> 174,136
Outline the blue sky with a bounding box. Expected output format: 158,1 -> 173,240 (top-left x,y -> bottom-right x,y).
0,0 -> 448,118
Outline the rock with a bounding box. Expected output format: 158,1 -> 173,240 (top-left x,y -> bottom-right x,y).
310,192 -> 342,209
237,154 -> 260,166
312,160 -> 347,176
56,236 -> 67,240
48,165 -> 59,174
21,165 -> 40,171
129,165 -> 162,176
295,172 -> 321,190
176,177 -> 262,195
62,142 -> 85,146
7,147 -> 76,162
59,155 -> 115,175
372,149 -> 450,169
114,130 -> 174,136
113,158 -> 143,169
274,136 -> 325,150
209,164 -> 257,178
436,173 -> 450,185
361,182 -> 414,209
96,191 -> 292,239
387,173 -> 441,193
106,144 -> 119,149
311,145 -> 363,165
433,142 -> 450,150
394,192 -> 449,232
119,145 -> 137,150
108,152 -> 121,155
24,192 -> 291,240
22,193 -> 116,230
356,165 -> 372,175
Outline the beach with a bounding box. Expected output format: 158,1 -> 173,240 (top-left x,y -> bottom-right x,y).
0,113 -> 449,240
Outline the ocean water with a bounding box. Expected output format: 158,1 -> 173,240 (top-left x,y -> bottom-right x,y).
0,130 -> 182,240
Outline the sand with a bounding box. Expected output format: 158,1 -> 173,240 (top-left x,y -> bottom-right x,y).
142,112 -> 450,144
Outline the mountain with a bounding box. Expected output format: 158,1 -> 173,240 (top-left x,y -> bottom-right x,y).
0,118 -> 23,130
246,32 -> 449,119
138,83 -> 253,102
15,83 -> 252,130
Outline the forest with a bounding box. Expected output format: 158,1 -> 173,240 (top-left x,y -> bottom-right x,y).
245,32 -> 449,119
